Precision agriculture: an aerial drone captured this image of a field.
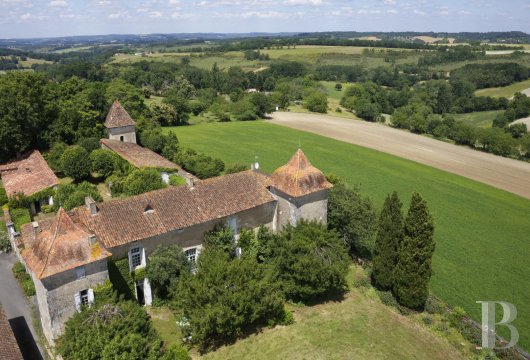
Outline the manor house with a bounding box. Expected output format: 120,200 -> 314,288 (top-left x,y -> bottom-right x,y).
9,103 -> 332,346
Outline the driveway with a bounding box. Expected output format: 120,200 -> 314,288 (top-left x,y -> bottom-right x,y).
0,253 -> 44,360
270,112 -> 530,200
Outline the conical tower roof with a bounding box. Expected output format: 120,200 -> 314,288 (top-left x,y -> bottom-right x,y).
271,149 -> 332,197
104,100 -> 135,129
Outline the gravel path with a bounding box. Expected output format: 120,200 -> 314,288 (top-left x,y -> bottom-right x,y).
270,112 -> 530,199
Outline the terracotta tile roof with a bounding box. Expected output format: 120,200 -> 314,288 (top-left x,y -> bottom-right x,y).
271,149 -> 332,197
104,100 -> 136,128
0,150 -> 59,198
78,171 -> 275,248
0,306 -> 23,360
20,208 -> 111,279
101,139 -> 179,170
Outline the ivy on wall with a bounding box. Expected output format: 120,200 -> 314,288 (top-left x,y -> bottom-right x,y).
107,258 -> 146,301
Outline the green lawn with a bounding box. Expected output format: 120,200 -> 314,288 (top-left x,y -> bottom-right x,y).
203,276 -> 467,360
475,78 -> 530,98
453,110 -> 502,128
147,307 -> 182,349
166,121 -> 530,351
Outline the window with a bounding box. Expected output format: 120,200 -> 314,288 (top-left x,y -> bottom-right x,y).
80,289 -> 89,306
75,266 -> 86,279
185,248 -> 197,264
131,247 -> 142,268
120,135 -> 124,142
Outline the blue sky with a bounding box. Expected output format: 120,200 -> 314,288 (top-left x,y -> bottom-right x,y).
1,0 -> 529,39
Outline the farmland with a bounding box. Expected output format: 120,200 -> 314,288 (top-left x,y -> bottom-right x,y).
475,78 -> 530,98
453,110 -> 502,128
166,121 -> 530,350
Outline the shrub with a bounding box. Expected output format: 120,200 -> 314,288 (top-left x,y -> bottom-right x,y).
0,231 -> 11,253
41,205 -> 54,214
146,245 -> 191,300
55,182 -> 102,211
422,315 -> 434,326
60,145 -> 91,181
224,163 -> 248,174
90,149 -> 120,178
425,296 -> 445,315
12,262 -> 35,297
10,207 -> 31,232
169,174 -> 186,186
377,290 -> 399,308
303,91 -> 328,113
0,186 -> 8,207
45,142 -> 68,172
124,168 -> 166,196
270,220 -> 350,302
77,137 -> 101,153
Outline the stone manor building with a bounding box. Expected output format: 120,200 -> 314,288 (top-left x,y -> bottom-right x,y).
11,103 -> 332,346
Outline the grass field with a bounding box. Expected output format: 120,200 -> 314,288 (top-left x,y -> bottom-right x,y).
203,266 -> 468,360
475,78 -> 530,98
165,121 -> 530,351
453,110 -> 502,128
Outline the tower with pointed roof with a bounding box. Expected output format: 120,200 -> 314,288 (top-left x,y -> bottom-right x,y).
270,149 -> 332,229
104,100 -> 137,143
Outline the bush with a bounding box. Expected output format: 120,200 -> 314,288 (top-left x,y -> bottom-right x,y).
174,148 -> 225,180
377,290 -> 399,308
0,187 -> 8,207
169,175 -> 186,186
303,91 -> 328,113
425,295 -> 445,315
90,149 -> 120,178
55,182 -> 102,211
224,163 -> 248,174
174,247 -> 285,351
124,168 -> 166,196
0,231 -> 11,253
45,142 -> 68,172
422,315 -> 434,326
269,220 -> 350,302
10,207 -> 31,232
60,145 -> 91,181
146,245 -> 191,300
12,262 -> 35,297
77,137 -> 101,153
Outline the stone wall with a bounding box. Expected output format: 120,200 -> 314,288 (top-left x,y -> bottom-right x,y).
34,259 -> 109,344
108,125 -> 136,144
270,187 -> 328,229
108,201 -> 277,259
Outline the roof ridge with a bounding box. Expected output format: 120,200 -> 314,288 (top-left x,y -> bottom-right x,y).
38,208 -> 64,278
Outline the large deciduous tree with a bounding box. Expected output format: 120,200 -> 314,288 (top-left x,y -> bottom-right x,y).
371,191 -> 404,290
146,245 -> 191,300
60,145 -> 92,181
393,192 -> 435,309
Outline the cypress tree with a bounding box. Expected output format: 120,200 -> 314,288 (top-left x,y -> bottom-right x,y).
371,191 -> 404,290
393,192 -> 435,309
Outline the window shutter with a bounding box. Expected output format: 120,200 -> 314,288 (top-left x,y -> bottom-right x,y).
141,247 -> 146,267
143,278 -> 152,306
88,289 -> 94,306
128,248 -> 133,272
74,292 -> 81,312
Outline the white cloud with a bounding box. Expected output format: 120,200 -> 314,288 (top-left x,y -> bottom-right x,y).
358,9 -> 381,14
457,10 -> 471,15
149,11 -> 163,18
438,10 -> 449,16
285,0 -> 322,5
171,12 -> 192,19
412,9 -> 425,15
387,9 -> 398,14
168,0 -> 180,4
49,0 -> 67,6
20,12 -> 48,20
384,0 -> 395,4
107,11 -> 129,19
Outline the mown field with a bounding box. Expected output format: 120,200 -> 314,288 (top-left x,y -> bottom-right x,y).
475,78 -> 530,98
165,121 -> 530,350
453,110 -> 502,128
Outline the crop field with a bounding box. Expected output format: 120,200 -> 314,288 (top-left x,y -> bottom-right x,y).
453,110 -> 502,127
475,78 -> 530,98
430,54 -> 530,71
165,121 -> 530,350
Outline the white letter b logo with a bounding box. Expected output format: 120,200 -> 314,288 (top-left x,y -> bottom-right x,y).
476,301 -> 519,349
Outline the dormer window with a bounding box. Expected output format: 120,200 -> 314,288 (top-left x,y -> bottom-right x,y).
144,205 -> 154,214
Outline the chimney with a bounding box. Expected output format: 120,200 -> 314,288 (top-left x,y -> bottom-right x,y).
31,221 -> 40,235
85,197 -> 98,216
88,234 -> 97,246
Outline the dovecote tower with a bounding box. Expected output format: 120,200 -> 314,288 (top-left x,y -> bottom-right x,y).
104,100 -> 137,144
270,149 -> 333,229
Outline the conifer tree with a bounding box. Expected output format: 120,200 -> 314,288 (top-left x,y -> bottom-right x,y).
371,191 -> 404,290
393,192 -> 435,309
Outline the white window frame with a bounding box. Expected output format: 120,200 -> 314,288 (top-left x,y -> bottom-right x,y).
185,247 -> 197,264
75,266 -> 86,279
74,288 -> 94,311
128,246 -> 146,272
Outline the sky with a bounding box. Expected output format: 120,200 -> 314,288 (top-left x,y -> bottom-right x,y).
0,0 -> 529,39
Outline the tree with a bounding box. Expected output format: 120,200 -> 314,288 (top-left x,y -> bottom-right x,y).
124,168 -> 166,196
203,224 -> 236,255
371,192 -> 404,290
174,247 -> 284,351
45,142 -> 68,172
327,182 -> 377,258
269,220 -> 350,302
393,192 -> 435,309
78,137 -> 101,153
146,245 -> 191,300
61,145 -> 91,181
55,182 -> 102,211
303,91 -> 328,113
57,301 -> 186,360
335,83 -> 343,91
90,149 -> 121,178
